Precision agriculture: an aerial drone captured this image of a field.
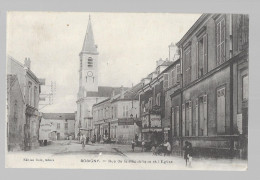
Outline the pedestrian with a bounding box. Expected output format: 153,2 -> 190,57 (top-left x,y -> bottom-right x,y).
131,139 -> 135,152
184,141 -> 193,167
163,140 -> 171,156
82,134 -> 86,149
141,140 -> 145,152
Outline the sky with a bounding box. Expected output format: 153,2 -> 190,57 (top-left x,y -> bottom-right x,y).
7,12 -> 201,113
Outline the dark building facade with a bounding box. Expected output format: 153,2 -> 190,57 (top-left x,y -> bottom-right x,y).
170,14 -> 249,158
139,60 -> 173,144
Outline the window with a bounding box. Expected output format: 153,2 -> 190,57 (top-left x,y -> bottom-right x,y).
156,93 -> 161,106
182,104 -> 185,136
149,97 -> 153,109
176,64 -> 181,83
216,18 -> 226,65
217,87 -> 226,134
163,73 -> 169,89
184,49 -> 191,86
57,123 -> 60,129
172,67 -> 176,86
176,106 -> 180,136
195,99 -> 199,136
197,34 -> 208,77
88,57 -> 93,67
238,15 -> 249,51
65,122 -> 68,130
185,101 -> 192,136
34,86 -> 37,107
242,75 -> 249,101
126,106 -> 129,117
199,95 -> 208,136
123,106 -> 126,117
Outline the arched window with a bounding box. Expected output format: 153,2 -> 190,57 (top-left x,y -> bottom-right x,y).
88,57 -> 93,67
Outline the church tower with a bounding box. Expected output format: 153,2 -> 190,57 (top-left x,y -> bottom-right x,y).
76,15 -> 100,138
78,15 -> 99,99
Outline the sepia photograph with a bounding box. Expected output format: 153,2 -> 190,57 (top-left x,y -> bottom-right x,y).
5,12 -> 249,170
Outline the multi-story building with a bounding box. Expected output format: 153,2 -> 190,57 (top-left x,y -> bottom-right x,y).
93,84 -> 142,144
162,58 -> 182,146
39,113 -> 75,143
7,56 -> 44,150
170,13 -> 249,158
138,59 -> 173,144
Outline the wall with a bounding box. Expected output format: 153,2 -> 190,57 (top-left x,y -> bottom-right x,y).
7,77 -> 26,151
39,118 -> 75,141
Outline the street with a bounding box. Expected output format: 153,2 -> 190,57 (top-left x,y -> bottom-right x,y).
10,140 -> 247,171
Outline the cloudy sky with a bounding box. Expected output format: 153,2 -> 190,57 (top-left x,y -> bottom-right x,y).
7,12 -> 201,113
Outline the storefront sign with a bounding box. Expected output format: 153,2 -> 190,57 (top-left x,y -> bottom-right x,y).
142,128 -> 162,133
237,114 -> 243,134
142,115 -> 149,128
150,114 -> 161,127
118,118 -> 134,125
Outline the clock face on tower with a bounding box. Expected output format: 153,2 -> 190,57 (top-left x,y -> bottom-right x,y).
87,71 -> 93,77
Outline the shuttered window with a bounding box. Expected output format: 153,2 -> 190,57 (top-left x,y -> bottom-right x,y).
217,87 -> 226,134
182,104 -> 185,136
184,49 -> 191,86
176,64 -> 181,83
176,106 -> 180,136
172,67 -> 176,85
197,34 -> 208,77
195,99 -> 199,136
185,101 -> 192,136
163,73 -> 169,89
171,108 -> 175,136
217,18 -> 226,65
199,95 -> 207,136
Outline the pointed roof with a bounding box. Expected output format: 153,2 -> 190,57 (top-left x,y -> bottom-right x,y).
81,15 -> 98,55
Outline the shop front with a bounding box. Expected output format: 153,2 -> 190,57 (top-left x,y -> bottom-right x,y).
141,113 -> 163,145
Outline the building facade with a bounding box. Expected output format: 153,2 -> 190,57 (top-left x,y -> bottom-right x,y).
39,113 -> 75,143
138,59 -> 174,144
7,75 -> 26,151
93,84 -> 142,144
169,13 -> 249,158
7,56 -> 44,151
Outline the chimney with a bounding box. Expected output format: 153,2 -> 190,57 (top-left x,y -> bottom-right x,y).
120,85 -> 124,99
111,89 -> 115,98
24,57 -> 31,69
156,58 -> 164,68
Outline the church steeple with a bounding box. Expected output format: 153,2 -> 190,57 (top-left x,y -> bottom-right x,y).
81,15 -> 98,55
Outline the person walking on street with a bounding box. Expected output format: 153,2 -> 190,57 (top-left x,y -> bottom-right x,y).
131,139 -> 135,152
82,134 -> 86,149
141,140 -> 145,152
163,140 -> 171,156
184,141 -> 193,167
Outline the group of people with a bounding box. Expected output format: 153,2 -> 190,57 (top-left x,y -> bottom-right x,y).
131,138 -> 193,167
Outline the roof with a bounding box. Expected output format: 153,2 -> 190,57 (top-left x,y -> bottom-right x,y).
81,16 -> 98,54
42,113 -> 75,120
160,61 -> 173,66
123,82 -> 143,100
7,55 -> 40,83
87,86 -> 129,97
176,13 -> 209,46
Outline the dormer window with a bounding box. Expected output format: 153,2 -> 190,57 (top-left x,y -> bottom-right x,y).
88,57 -> 93,67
